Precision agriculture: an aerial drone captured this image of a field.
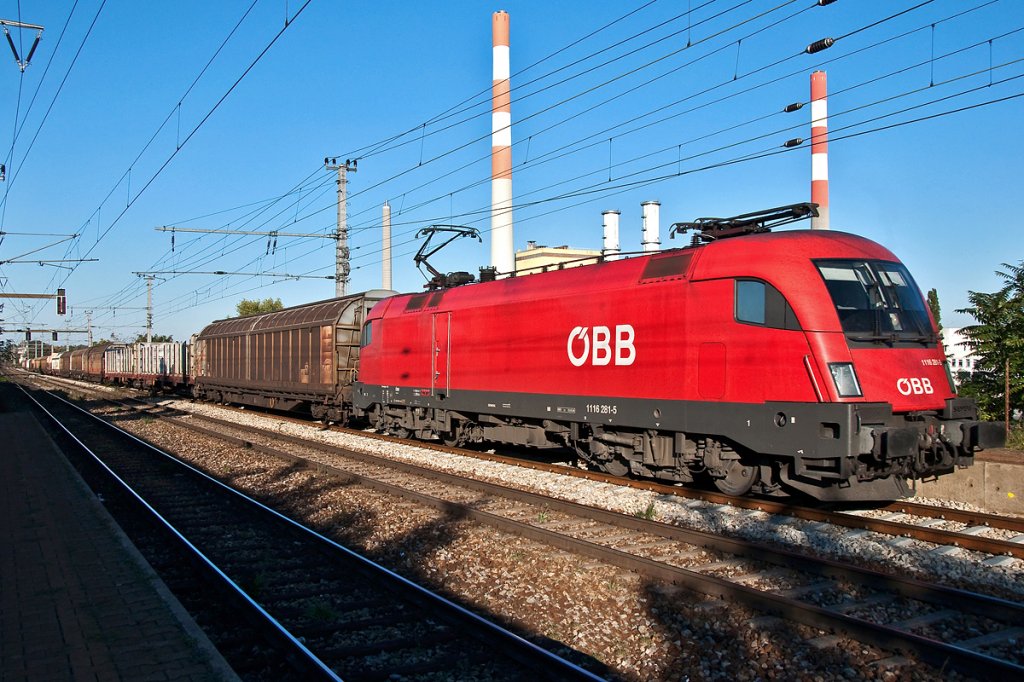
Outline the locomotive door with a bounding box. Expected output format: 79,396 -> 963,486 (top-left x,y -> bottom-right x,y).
431,312 -> 451,397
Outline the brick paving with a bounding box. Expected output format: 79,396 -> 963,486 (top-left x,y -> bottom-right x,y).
0,382 -> 237,681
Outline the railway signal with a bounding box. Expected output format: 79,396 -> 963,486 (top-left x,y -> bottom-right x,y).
56,288 -> 66,315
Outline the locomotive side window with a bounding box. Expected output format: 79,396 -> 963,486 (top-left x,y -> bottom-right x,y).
736,280 -> 766,324
360,320 -> 373,347
735,279 -> 801,330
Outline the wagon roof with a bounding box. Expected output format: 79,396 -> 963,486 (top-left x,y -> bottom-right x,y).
196,290 -> 395,337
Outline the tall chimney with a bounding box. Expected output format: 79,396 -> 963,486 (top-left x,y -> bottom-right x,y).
382,201 -> 392,290
491,10 -> 514,275
811,70 -> 830,230
602,210 -> 621,261
641,201 -> 661,252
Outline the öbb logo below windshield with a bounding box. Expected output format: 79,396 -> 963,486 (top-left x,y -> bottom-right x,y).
897,377 -> 934,396
567,325 -> 636,367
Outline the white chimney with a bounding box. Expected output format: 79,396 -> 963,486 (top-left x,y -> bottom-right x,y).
382,201 -> 392,290
602,210 -> 621,261
641,201 -> 661,252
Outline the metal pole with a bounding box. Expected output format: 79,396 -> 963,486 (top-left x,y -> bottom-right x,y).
325,159 -> 356,297
336,164 -> 346,297
86,311 -> 93,346
382,201 -> 392,290
146,276 -> 153,342
1007,358 -> 1011,438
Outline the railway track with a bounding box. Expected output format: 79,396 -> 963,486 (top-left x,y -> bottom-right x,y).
21,370 -> 1024,558
18,381 -> 603,681
220,397 -> 1024,559
64,385 -> 1024,680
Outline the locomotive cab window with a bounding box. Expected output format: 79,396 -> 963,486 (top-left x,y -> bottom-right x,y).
735,279 -> 801,330
360,320 -> 374,348
815,259 -> 935,345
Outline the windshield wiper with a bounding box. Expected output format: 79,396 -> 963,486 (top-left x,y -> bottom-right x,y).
848,332 -> 937,344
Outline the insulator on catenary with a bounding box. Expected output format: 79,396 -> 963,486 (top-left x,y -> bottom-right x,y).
784,102 -> 804,113
805,37 -> 835,54
783,137 -> 804,148
817,0 -> 839,6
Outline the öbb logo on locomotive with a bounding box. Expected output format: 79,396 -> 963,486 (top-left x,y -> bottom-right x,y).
897,377 -> 934,396
566,325 -> 636,367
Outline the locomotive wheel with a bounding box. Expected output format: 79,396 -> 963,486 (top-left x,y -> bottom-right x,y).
600,456 -> 630,477
713,460 -> 760,496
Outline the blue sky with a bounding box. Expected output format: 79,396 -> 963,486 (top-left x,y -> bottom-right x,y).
1,0 -> 1021,344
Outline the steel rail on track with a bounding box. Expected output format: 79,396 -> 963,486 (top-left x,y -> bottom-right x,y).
877,500 -> 1024,535
339,424 -> 1024,557
20,383 -> 605,682
16,384 -> 344,682
156,405 -> 1023,622
30,370 -> 1024,546
211,399 -> 1023,552
114,399 -> 1024,681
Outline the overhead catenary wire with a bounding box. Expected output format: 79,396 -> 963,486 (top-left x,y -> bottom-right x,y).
325,0 -> 1001,243
1,0 -> 80,193
143,69 -> 1024,322
28,1 -> 1019,335
333,0 -> 961,238
116,0 -> 1019,323
55,1 -> 315,285
0,0 -> 104,216
12,0 -> 316,327
96,0 -> 823,313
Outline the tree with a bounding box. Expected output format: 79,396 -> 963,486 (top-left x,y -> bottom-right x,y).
955,261 -> 1024,430
133,333 -> 174,343
0,340 -> 15,364
926,288 -> 942,331
236,297 -> 284,317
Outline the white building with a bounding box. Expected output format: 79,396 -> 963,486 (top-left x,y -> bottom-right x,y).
941,327 -> 980,381
515,242 -> 601,275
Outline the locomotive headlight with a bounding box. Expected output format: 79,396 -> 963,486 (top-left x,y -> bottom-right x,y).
828,362 -> 863,398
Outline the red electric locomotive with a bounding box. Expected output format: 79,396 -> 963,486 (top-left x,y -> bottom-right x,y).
353,205 -> 1004,502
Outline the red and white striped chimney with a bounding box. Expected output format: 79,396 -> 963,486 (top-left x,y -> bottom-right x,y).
491,10 -> 514,275
810,70 -> 829,230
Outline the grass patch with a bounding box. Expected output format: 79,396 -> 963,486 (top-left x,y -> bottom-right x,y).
633,501 -> 656,520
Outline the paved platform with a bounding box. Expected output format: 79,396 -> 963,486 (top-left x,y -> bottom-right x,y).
0,381 -> 238,681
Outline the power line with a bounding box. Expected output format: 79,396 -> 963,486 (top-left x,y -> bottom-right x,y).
0,0 -> 105,214
59,0 -> 315,284
59,2 -> 1023,331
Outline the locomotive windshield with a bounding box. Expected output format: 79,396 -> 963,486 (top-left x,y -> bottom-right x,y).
815,259 -> 936,343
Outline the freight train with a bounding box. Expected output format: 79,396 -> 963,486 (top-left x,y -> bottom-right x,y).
21,204 -> 1005,502
25,341 -> 189,391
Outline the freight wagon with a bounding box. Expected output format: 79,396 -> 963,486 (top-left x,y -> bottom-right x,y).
191,291 -> 394,421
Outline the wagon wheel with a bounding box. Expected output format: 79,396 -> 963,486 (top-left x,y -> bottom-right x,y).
712,459 -> 760,496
